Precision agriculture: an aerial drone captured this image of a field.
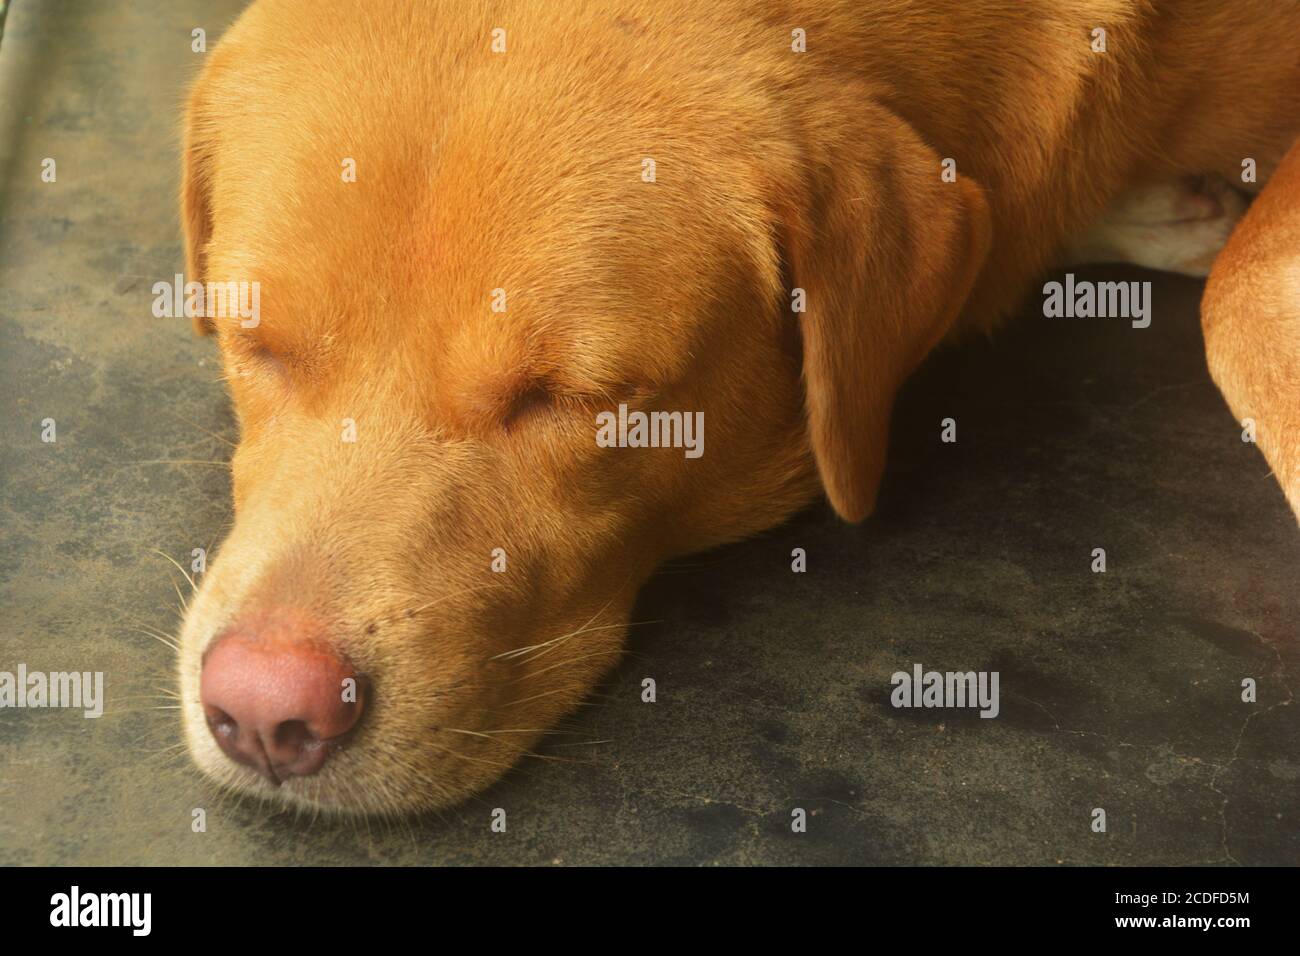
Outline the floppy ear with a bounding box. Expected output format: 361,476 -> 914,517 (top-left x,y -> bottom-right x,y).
781,103 -> 992,521
180,79 -> 216,336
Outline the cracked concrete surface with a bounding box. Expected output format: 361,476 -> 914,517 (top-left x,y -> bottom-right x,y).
1,0 -> 1296,866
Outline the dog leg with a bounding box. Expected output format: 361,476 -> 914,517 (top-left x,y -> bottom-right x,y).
1202,140 -> 1300,523
1067,175 -> 1250,277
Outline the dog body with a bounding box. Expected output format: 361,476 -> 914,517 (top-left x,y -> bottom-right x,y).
177,0 -> 1300,813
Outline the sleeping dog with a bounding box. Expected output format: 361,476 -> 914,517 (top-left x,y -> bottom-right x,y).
176,0 -> 1299,814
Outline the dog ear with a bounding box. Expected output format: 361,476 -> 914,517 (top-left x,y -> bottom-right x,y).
779,103 -> 991,522
180,79 -> 216,336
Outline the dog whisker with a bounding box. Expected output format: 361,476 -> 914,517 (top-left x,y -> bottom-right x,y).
441,727 -> 581,738
150,548 -> 199,592
497,684 -> 589,709
425,742 -> 519,773
390,582 -> 507,623
506,648 -> 623,684
491,621 -> 627,663
164,409 -> 238,448
129,623 -> 181,652
548,739 -> 614,748
490,591 -> 622,662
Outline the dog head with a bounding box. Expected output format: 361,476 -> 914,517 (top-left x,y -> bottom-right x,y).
176,0 -> 989,814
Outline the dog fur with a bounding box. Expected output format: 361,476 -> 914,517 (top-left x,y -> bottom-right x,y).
176,0 -> 1300,814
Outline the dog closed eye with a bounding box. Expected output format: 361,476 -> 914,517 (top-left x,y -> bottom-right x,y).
226,336 -> 292,383
501,382 -> 555,432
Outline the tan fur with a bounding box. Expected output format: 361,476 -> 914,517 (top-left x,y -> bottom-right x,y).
177,0 -> 1300,813
1203,138 -> 1300,521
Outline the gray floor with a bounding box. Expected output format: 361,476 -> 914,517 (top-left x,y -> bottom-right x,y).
1,1 -> 1296,866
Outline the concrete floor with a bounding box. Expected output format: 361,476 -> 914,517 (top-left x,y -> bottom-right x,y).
1,1 -> 1296,866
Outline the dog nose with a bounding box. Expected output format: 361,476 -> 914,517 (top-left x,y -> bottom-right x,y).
199,629 -> 365,784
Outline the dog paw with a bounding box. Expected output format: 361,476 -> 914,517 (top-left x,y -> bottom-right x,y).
1067,175 -> 1250,277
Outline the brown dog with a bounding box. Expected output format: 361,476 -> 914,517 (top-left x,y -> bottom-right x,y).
176,0 -> 1300,814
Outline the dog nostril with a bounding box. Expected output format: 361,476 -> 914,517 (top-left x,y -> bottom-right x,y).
205,706 -> 238,739
271,719 -> 316,754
